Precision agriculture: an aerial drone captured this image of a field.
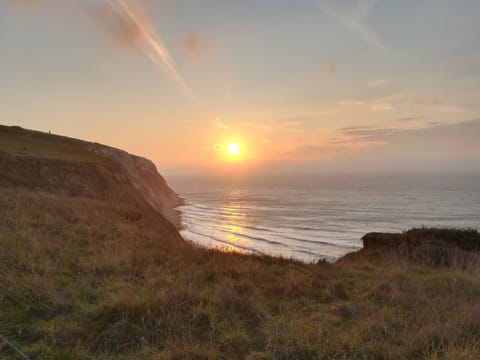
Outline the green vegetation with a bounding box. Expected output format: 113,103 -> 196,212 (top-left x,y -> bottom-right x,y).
1,188 -> 480,359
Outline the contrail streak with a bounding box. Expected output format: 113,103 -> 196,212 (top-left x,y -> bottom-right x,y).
107,0 -> 196,100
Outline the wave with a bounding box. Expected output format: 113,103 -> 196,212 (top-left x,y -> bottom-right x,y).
243,225 -> 275,233
181,229 -> 265,255
183,224 -> 286,247
182,221 -> 360,251
216,229 -> 287,247
271,233 -> 358,250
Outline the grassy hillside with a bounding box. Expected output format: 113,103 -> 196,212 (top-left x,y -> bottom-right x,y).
1,126 -> 480,359
0,125 -> 101,162
0,125 -> 182,227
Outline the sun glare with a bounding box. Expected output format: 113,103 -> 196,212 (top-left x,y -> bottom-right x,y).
227,142 -> 240,156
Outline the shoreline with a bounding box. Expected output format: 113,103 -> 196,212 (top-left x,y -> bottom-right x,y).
173,196 -> 479,263
166,173 -> 480,263
175,198 -> 359,263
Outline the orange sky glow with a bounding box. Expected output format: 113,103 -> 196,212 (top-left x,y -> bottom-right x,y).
1,0 -> 480,175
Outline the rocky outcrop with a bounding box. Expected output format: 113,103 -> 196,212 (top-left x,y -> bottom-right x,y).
361,232 -> 403,250
339,228 -> 480,267
362,228 -> 480,252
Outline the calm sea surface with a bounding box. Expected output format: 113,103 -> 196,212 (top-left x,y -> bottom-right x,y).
167,174 -> 480,262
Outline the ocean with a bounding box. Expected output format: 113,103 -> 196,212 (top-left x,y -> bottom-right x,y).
167,174 -> 480,262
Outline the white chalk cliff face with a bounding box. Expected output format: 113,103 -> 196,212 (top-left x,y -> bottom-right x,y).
87,144 -> 183,227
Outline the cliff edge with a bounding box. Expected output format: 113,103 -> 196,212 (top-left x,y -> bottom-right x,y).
0,124 -> 183,232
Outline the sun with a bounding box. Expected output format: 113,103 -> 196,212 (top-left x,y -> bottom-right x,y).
227,142 -> 240,156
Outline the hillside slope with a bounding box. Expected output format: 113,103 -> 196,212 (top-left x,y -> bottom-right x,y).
0,125 -> 183,229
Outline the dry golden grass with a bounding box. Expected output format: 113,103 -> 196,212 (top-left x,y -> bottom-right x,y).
1,188 -> 480,359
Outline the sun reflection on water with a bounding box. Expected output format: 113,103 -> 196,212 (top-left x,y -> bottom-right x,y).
215,190 -> 251,254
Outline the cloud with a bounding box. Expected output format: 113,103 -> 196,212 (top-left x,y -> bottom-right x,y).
341,126 -> 373,131
181,33 -> 210,59
338,99 -> 394,112
395,116 -> 423,122
278,120 -> 305,133
371,102 -> 394,112
92,2 -> 144,50
214,117 -> 229,129
318,0 -> 389,53
322,61 -> 337,75
341,126 -> 400,140
95,0 -> 191,94
282,144 -> 349,161
368,118 -> 480,172
282,138 -> 384,163
8,0 -> 195,99
276,119 -> 480,173
410,96 -> 466,113
338,99 -> 366,107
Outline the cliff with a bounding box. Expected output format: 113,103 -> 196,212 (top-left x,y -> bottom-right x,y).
0,124 -> 183,229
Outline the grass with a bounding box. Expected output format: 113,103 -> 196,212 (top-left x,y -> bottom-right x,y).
0,125 -> 101,163
1,188 -> 480,359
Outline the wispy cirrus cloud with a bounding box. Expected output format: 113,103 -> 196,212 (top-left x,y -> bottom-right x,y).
395,116 -> 423,122
317,0 -> 389,53
8,0 -> 196,100
102,0 -> 195,99
338,98 -> 394,112
341,126 -> 400,140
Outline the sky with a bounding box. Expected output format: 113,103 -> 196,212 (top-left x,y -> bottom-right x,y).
1,0 -> 480,175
